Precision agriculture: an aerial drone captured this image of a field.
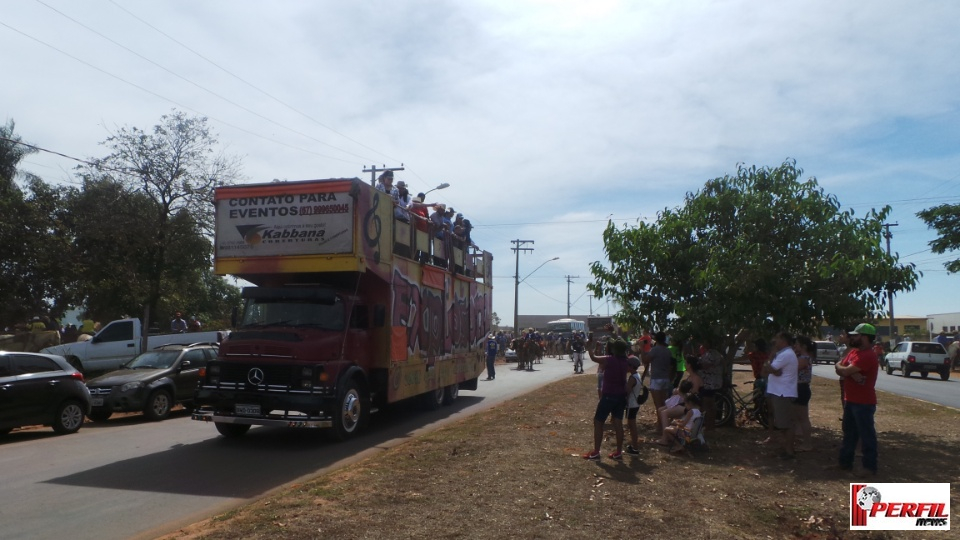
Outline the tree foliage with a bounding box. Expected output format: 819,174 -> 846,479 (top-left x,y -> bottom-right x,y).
78,110 -> 242,325
0,121 -> 76,325
588,161 -> 920,348
917,203 -> 960,273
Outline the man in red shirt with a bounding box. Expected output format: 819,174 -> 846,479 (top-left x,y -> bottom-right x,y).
834,322 -> 879,476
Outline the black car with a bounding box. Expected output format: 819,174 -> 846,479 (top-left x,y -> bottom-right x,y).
0,351 -> 91,436
85,342 -> 217,422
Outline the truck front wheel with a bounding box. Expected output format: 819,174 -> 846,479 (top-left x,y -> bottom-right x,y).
332,379 -> 367,441
215,422 -> 250,438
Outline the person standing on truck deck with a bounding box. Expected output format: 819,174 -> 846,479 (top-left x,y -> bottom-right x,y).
394,181 -> 413,222
834,322 -> 880,476
484,333 -> 497,380
170,311 -> 188,333
375,170 -> 395,195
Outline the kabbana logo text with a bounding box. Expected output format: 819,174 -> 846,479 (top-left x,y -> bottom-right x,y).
850,483 -> 950,531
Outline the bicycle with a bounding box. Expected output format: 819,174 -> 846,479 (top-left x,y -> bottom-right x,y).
715,382 -> 769,428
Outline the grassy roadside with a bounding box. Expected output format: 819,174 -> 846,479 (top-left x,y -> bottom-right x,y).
160,368 -> 959,540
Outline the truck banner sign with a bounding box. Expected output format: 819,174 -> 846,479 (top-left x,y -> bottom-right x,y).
215,192 -> 354,257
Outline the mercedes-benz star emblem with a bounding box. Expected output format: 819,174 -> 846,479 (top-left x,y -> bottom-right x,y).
247,368 -> 265,385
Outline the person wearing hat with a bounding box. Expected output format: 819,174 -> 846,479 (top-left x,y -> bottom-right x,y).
29,316 -> 46,332
581,337 -> 631,461
834,322 -> 880,476
484,333 -> 498,381
393,180 -> 412,222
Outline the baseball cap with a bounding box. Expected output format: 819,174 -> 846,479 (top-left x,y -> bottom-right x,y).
849,323 -> 877,336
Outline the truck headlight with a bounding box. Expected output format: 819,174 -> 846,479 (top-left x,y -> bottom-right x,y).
120,381 -> 143,393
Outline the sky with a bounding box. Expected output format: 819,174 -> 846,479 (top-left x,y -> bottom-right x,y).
3,0 -> 960,328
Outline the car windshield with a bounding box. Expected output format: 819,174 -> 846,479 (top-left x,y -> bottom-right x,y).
817,343 -> 837,350
126,351 -> 181,370
241,297 -> 345,330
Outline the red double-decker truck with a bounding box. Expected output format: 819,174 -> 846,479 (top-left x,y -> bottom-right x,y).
192,177 -> 493,439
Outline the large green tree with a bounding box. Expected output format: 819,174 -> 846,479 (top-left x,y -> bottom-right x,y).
79,111 -> 242,330
917,203 -> 960,273
0,121 -> 76,326
588,160 -> 919,351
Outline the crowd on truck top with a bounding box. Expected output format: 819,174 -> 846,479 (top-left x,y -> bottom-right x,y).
375,170 -> 474,248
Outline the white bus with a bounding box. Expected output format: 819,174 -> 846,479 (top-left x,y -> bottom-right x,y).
546,318 -> 586,338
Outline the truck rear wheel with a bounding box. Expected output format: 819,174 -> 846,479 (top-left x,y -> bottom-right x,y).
442,384 -> 459,405
421,386 -> 445,411
332,378 -> 367,441
215,422 -> 251,438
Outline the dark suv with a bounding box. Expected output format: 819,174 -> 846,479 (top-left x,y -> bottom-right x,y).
85,342 -> 217,422
0,351 -> 91,436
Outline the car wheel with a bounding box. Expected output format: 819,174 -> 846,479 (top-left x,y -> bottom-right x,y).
215,422 -> 250,438
885,363 -> 893,375
901,366 -> 910,378
52,400 -> 85,434
940,368 -> 950,381
88,409 -> 112,422
143,389 -> 172,421
921,371 -> 929,379
332,378 -> 368,441
442,383 -> 459,405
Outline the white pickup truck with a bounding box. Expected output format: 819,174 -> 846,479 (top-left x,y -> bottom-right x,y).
41,318 -> 229,374
884,341 -> 951,380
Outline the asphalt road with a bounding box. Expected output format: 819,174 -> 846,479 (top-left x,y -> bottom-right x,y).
0,355 -> 586,540
812,364 -> 960,410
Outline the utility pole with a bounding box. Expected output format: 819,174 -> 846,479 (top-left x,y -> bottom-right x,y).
565,275 -> 580,318
362,164 -> 405,186
512,240 -> 535,334
883,223 -> 899,345
588,294 -> 594,316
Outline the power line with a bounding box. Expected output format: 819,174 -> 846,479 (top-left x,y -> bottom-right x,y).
33,0 -> 379,164
107,0 -> 400,165
0,19 -> 363,166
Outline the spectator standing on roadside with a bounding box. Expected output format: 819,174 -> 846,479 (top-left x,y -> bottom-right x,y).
834,323 -> 880,476
189,316 -> 202,332
667,335 -> 686,389
484,333 -> 497,381
642,331 -> 674,433
793,336 -> 815,452
624,356 -> 645,456
696,340 -> 724,430
763,332 -> 799,459
581,338 -> 631,461
170,311 -> 188,333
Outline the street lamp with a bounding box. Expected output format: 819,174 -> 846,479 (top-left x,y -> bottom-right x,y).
514,256 -> 559,334
423,182 -> 450,197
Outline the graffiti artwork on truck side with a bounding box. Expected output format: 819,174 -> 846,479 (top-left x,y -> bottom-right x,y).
392,269 -> 445,359
448,291 -> 469,351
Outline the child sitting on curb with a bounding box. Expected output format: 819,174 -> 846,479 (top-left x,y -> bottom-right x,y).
657,379 -> 693,433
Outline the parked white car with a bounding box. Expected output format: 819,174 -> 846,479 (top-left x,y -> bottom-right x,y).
884,341 -> 951,380
814,341 -> 840,364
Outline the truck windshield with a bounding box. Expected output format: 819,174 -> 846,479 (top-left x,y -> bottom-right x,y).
241,297 -> 346,331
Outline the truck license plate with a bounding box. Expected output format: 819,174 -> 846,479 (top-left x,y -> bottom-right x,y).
91,398 -> 104,407
235,404 -> 261,416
